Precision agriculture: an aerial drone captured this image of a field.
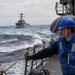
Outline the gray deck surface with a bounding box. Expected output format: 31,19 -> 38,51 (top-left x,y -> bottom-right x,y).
43,56 -> 63,75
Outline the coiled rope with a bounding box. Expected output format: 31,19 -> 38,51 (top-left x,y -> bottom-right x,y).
0,50 -> 29,75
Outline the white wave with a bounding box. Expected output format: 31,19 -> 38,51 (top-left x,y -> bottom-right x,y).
33,39 -> 42,45
33,34 -> 41,39
0,38 -> 18,43
0,39 -> 42,52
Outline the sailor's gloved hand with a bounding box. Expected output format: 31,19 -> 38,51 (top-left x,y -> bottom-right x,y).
25,56 -> 32,60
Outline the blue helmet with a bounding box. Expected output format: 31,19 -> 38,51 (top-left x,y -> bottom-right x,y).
58,18 -> 75,30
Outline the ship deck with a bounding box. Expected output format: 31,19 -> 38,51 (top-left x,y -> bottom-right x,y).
43,55 -> 63,75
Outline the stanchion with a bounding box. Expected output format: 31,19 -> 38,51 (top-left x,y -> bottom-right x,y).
31,45 -> 36,71
24,48 -> 29,75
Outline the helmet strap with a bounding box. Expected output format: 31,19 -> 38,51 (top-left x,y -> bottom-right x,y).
65,28 -> 68,38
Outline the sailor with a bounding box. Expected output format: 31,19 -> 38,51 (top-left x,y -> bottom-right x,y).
26,17 -> 75,75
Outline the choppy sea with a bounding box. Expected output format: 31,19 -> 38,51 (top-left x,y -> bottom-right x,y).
0,25 -> 58,75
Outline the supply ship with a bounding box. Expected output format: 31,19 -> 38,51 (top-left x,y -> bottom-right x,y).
15,13 -> 30,28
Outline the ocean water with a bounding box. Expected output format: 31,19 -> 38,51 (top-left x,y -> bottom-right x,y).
0,25 -> 58,75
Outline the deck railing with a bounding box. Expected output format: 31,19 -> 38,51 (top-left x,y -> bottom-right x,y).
0,40 -> 54,75
24,41 -> 46,75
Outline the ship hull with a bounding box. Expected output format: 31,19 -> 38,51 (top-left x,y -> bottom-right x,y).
15,19 -> 30,28
15,23 -> 30,28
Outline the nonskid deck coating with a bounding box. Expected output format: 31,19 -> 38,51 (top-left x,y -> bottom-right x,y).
43,55 -> 63,75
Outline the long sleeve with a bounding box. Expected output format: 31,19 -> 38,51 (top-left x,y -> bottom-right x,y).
30,41 -> 58,59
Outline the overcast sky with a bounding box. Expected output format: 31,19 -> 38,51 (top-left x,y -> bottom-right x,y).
0,0 -> 59,26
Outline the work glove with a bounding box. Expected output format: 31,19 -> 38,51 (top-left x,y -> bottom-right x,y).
25,56 -> 32,60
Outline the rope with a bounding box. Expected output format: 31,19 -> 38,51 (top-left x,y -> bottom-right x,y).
0,71 -> 7,75
0,50 -> 29,75
0,46 -> 38,75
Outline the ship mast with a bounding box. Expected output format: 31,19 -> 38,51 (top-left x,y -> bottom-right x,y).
20,13 -> 24,20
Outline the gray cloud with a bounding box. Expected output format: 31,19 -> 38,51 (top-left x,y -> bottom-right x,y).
0,0 -> 59,26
